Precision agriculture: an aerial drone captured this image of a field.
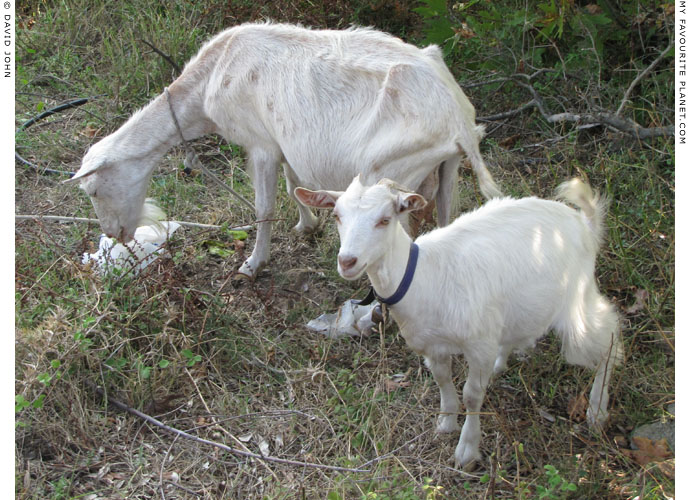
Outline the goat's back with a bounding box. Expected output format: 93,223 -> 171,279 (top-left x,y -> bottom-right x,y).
400,197 -> 602,352
193,22 -> 477,190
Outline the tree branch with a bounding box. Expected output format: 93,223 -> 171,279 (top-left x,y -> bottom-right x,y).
478,77 -> 673,140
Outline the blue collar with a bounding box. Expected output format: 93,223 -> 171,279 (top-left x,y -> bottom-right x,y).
355,243 -> 419,306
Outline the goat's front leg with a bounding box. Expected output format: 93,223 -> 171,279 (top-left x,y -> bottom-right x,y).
455,354 -> 494,470
425,355 -> 461,433
238,149 -> 279,279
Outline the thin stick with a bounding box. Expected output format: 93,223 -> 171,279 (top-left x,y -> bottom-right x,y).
159,435 -> 178,500
15,214 -> 253,232
616,43 -> 673,116
89,382 -> 371,473
140,39 -> 182,75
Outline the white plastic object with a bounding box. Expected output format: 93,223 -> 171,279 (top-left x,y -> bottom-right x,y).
82,221 -> 181,275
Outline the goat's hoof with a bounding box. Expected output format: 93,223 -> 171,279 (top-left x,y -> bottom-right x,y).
454,447 -> 481,471
586,408 -> 609,433
233,270 -> 255,282
454,457 -> 479,472
436,418 -> 461,434
292,220 -> 319,235
236,259 -> 266,281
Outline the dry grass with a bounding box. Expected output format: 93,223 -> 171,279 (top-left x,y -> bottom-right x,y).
15,1 -> 674,499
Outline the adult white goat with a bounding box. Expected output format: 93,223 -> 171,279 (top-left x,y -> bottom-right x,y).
295,177 -> 622,470
67,22 -> 500,278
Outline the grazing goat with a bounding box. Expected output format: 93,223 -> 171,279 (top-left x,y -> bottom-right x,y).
67,22 -> 500,279
295,177 -> 622,470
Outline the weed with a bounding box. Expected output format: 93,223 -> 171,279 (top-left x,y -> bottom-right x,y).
535,465 -> 577,499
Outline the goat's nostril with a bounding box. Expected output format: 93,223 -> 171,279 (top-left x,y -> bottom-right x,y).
338,256 -> 358,270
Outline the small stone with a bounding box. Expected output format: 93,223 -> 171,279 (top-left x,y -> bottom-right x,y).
631,421 -> 675,452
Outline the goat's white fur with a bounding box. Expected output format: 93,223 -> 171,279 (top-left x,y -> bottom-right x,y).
68,22 -> 500,277
295,177 -> 622,470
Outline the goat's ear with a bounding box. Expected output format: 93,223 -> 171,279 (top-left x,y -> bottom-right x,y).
294,187 -> 342,209
62,160 -> 105,184
395,192 -> 427,214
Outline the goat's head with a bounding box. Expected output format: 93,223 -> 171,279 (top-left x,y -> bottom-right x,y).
295,176 -> 426,280
65,138 -> 155,242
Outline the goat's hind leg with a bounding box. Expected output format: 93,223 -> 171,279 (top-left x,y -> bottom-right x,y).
283,163 -> 319,234
237,149 -> 280,279
586,298 -> 622,430
557,292 -> 622,431
492,344 -> 512,375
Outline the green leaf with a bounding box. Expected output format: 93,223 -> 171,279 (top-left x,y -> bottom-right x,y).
158,359 -> 170,369
32,394 -> 46,409
203,239 -> 235,258
140,366 -> 152,379
480,473 -> 490,484
412,6 -> 439,18
15,395 -> 30,412
37,372 -> 52,385
186,354 -> 202,367
50,359 -> 61,369
36,102 -> 45,112
225,229 -> 248,241
423,17 -> 455,45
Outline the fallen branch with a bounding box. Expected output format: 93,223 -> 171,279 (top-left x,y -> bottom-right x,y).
89,382 -> 371,474
545,110 -> 674,140
479,82 -> 673,140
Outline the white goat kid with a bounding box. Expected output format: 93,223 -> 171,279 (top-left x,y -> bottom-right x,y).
295,177 -> 622,470
66,22 -> 500,279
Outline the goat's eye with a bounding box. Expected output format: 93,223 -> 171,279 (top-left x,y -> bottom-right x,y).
334,213 -> 341,224
376,217 -> 390,227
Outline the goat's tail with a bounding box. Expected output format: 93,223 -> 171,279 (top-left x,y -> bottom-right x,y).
555,178 -> 608,245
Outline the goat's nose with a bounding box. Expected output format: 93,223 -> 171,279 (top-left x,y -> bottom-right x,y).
338,255 -> 358,271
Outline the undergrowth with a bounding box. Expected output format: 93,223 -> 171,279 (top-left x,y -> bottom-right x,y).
16,1 -> 673,498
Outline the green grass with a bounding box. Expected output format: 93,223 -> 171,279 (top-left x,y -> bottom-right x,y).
15,1 -> 674,499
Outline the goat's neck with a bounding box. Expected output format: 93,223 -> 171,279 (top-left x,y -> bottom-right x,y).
367,223 -> 414,299
105,82 -> 214,162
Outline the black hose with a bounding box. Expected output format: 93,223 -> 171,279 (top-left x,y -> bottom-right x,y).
15,96 -> 98,177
